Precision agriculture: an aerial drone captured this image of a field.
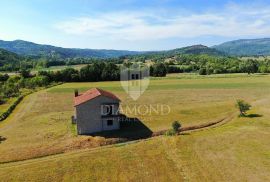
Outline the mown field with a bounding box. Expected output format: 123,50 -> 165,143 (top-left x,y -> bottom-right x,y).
0,73 -> 270,181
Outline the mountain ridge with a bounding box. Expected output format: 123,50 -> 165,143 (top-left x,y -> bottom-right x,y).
0,39 -> 224,59
213,38 -> 270,56
0,39 -> 142,59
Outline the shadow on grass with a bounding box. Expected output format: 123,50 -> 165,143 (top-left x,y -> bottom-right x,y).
0,136 -> 7,143
245,114 -> 263,118
92,116 -> 152,140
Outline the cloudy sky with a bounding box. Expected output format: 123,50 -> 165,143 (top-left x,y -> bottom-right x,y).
1,0 -> 270,50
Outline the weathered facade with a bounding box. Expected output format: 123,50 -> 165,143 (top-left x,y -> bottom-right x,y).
74,88 -> 121,135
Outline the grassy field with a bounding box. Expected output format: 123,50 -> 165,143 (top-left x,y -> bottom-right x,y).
0,73 -> 269,181
32,64 -> 88,73
0,65 -> 88,75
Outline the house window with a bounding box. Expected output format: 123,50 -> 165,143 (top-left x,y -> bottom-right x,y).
131,73 -> 140,80
107,120 -> 113,126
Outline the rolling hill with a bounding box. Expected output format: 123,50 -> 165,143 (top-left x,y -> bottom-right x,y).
166,44 -> 225,56
0,40 -> 141,59
0,48 -> 23,65
130,45 -> 226,59
213,38 -> 270,56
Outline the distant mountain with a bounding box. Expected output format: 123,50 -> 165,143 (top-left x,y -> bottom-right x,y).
0,39 -> 226,60
166,45 -> 225,56
0,40 -> 141,59
213,38 -> 270,56
140,45 -> 225,57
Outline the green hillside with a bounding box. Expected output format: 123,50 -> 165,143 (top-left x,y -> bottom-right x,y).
0,48 -> 23,70
213,38 -> 270,56
166,44 -> 225,56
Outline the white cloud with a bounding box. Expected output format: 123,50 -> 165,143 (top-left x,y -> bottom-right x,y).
55,3 -> 270,41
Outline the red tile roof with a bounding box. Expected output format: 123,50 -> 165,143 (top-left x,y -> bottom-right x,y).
74,88 -> 120,107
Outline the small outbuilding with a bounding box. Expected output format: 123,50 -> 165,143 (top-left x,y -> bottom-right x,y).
73,88 -> 121,135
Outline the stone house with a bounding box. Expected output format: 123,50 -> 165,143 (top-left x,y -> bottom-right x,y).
73,88 -> 121,135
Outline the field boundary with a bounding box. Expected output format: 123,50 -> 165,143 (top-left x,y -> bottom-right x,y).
0,95 -> 26,122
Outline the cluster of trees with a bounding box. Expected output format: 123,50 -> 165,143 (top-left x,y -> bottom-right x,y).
37,62 -> 170,84
38,62 -> 121,82
126,51 -> 270,75
140,54 -> 270,75
0,73 -> 50,100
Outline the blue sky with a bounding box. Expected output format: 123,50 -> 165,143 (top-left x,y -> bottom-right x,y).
1,0 -> 270,50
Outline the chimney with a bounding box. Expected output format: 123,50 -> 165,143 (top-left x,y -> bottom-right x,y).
74,89 -> 79,97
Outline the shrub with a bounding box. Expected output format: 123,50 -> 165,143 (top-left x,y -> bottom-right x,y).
199,68 -> 207,75
0,74 -> 9,82
236,100 -> 251,117
151,63 -> 167,77
19,69 -> 31,78
172,121 -> 181,132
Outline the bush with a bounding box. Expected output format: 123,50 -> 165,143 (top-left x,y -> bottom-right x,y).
19,69 -> 31,78
151,63 -> 167,77
172,121 -> 181,132
236,100 -> 251,117
199,68 -> 207,75
0,74 -> 9,82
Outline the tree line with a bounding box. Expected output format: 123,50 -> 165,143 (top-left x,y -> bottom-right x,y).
0,61 -> 168,105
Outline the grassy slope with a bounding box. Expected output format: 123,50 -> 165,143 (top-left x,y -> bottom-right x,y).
0,73 -> 269,181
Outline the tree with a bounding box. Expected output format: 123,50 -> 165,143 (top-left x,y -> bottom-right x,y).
2,82 -> 20,98
236,100 -> 251,116
172,121 -> 181,133
199,68 -> 207,75
151,63 -> 167,77
0,74 -> 9,82
101,63 -> 120,81
19,69 -> 31,78
240,59 -> 258,74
